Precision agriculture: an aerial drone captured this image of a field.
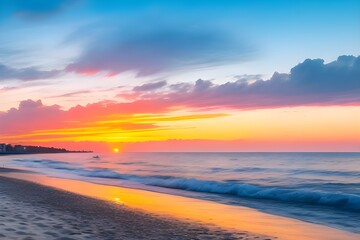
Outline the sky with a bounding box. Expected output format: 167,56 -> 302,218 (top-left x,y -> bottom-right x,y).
0,0 -> 359,152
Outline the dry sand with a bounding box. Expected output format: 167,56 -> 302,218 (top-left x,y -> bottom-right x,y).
0,171 -> 273,240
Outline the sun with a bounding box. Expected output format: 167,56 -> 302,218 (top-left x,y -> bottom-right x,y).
113,148 -> 120,153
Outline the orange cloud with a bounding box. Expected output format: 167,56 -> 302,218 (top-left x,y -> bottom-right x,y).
0,99 -> 228,144
1,97 -> 358,152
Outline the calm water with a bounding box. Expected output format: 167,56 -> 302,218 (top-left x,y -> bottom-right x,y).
3,152 -> 360,233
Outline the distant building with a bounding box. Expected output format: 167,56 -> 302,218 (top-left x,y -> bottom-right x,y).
14,145 -> 26,153
0,144 -> 6,153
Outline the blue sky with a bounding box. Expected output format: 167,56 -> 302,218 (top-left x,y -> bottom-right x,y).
1,0 -> 359,73
0,0 -> 359,109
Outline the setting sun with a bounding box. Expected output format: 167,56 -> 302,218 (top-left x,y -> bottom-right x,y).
113,148 -> 120,153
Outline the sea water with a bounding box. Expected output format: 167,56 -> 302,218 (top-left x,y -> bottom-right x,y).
3,152 -> 360,233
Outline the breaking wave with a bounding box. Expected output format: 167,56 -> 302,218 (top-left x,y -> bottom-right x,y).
12,158 -> 360,211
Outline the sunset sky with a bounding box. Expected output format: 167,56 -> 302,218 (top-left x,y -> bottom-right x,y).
1,0 -> 359,152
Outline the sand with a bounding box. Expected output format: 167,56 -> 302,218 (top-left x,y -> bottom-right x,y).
0,171 -> 272,240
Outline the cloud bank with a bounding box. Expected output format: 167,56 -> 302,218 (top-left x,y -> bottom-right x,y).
139,55 -> 360,109
0,63 -> 62,81
1,55 -> 359,140
0,99 -> 225,143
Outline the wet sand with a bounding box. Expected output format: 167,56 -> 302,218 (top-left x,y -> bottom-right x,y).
0,172 -> 270,240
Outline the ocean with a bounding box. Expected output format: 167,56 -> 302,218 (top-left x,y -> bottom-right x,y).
3,152 -> 360,234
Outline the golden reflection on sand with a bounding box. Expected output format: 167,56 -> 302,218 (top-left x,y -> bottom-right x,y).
2,172 -> 358,240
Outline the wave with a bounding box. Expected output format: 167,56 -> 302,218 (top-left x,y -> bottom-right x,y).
118,161 -> 148,165
291,169 -> 360,177
210,167 -> 360,177
81,169 -> 360,211
140,177 -> 360,210
12,159 -> 80,171
12,158 -> 360,211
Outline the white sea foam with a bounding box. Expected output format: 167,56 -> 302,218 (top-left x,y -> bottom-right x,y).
12,158 -> 360,211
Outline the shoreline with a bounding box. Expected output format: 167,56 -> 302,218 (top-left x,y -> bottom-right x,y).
0,170 -> 269,240
1,167 -> 359,240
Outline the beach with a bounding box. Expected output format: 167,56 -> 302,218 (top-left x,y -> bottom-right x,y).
0,170 -> 269,240
1,166 -> 359,240
1,152 -> 360,240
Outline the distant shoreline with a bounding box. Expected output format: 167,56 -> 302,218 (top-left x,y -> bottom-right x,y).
0,144 -> 92,156
0,151 -> 92,156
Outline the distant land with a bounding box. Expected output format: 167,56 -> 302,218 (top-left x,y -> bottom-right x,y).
0,144 -> 92,155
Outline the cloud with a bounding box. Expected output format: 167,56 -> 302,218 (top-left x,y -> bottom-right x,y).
0,86 -> 18,93
111,55 -> 360,111
3,0 -> 80,19
66,21 -> 254,76
0,100 -> 64,134
233,74 -> 263,83
285,55 -> 360,93
133,80 -> 167,91
148,55 -> 360,109
0,63 -> 62,81
1,55 -> 359,143
0,99 -> 163,136
0,99 -> 225,142
49,90 -> 92,98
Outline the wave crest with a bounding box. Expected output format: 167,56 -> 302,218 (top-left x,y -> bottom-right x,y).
12,158 -> 360,211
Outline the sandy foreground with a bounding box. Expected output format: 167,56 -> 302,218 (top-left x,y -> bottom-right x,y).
0,170 -> 272,240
